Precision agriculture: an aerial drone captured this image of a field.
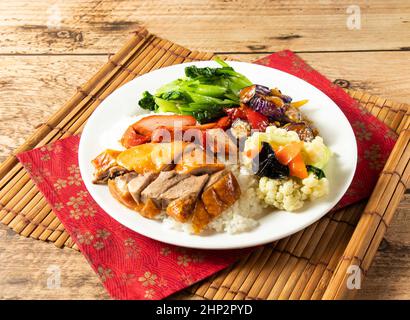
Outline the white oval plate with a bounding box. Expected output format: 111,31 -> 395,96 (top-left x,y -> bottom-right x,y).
79,61 -> 357,250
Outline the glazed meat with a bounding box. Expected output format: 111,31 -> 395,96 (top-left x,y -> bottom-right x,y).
127,172 -> 158,204
166,194 -> 197,222
159,174 -> 209,208
91,149 -> 128,184
191,200 -> 212,234
140,171 -> 188,205
203,170 -> 227,189
201,171 -> 241,218
139,198 -> 161,219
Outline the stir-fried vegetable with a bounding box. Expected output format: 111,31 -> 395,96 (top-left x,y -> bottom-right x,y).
275,141 -> 304,165
288,154 -> 308,179
252,142 -> 289,179
306,165 -> 326,179
138,58 -> 252,123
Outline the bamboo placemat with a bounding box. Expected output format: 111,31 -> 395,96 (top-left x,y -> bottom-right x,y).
0,27 -> 409,299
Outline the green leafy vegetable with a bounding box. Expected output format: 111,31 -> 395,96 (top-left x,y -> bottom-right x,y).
160,90 -> 186,101
138,91 -> 157,111
306,165 -> 326,179
138,58 -> 252,123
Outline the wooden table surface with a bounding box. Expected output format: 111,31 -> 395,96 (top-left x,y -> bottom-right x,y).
0,0 -> 409,300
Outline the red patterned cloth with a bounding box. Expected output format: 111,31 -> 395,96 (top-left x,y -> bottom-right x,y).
17,51 -> 396,299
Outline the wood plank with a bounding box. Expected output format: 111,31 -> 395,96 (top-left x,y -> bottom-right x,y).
0,0 -> 409,54
0,224 -> 109,299
0,55 -> 106,161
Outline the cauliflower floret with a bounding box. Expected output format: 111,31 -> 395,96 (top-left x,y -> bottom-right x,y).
303,136 -> 332,169
301,173 -> 329,200
258,177 -> 304,211
258,173 -> 329,212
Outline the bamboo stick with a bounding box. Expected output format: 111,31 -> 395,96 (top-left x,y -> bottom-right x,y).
230,244 -> 278,300
266,220 -> 327,299
246,232 -> 304,299
199,251 -> 253,299
224,246 -> 272,300
288,204 -> 359,299
210,247 -> 265,300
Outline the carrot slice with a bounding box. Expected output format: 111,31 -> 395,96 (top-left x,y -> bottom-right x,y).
289,153 -> 308,179
275,141 -> 304,165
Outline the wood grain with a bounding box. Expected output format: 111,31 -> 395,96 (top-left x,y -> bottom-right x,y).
0,55 -> 106,161
0,0 -> 409,54
0,0 -> 409,300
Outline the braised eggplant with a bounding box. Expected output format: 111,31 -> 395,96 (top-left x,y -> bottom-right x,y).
283,122 -> 316,142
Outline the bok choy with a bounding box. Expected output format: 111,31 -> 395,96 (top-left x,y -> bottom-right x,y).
138,58 -> 252,123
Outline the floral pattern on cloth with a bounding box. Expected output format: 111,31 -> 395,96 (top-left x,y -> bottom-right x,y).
17,51 -> 397,300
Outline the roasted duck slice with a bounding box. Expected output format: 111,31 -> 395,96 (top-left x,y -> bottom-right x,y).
191,199 -> 212,234
108,174 -> 140,211
140,171 -> 188,205
91,149 -> 127,184
166,194 -> 197,223
127,172 -> 158,204
160,174 -> 209,208
205,128 -> 237,157
201,171 -> 241,217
